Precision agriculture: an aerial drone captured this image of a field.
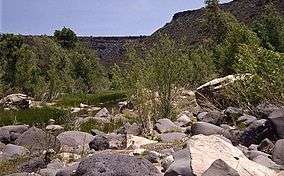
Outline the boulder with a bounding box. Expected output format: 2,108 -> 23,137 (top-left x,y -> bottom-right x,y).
191,122 -> 225,136
0,125 -> 29,134
257,138 -> 274,154
237,115 -> 257,127
0,144 -> 29,160
116,122 -> 142,136
56,162 -> 79,176
154,118 -> 183,133
224,107 -> 243,119
0,128 -> 11,144
19,156 -> 47,173
247,150 -> 271,160
187,135 -> 277,176
176,112 -> 193,127
15,127 -> 60,154
240,119 -> 275,147
127,135 -> 157,149
95,107 -> 110,118
89,135 -> 110,151
197,111 -> 226,125
6,173 -> 41,176
253,155 -> 283,170
159,132 -> 187,143
75,153 -> 161,176
144,150 -> 161,163
161,155 -> 174,172
57,131 -> 94,153
202,159 -> 240,176
255,103 -> 280,118
272,139 -> 284,165
39,159 -> 64,176
165,149 -> 194,176
0,94 -> 32,109
268,108 -> 284,138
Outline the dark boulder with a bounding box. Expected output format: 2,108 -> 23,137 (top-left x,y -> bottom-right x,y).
197,111 -> 226,125
272,139 -> 284,165
15,127 -> 60,154
165,149 -> 195,176
257,138 -> 275,154
268,108 -> 284,139
89,135 -> 110,151
240,119 -> 276,147
202,159 -> 240,176
75,153 -> 161,176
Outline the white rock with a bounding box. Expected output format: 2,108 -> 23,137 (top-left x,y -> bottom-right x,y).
127,135 -> 157,149
187,135 -> 277,176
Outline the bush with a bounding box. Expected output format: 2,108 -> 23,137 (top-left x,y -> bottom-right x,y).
56,91 -> 127,107
0,107 -> 69,126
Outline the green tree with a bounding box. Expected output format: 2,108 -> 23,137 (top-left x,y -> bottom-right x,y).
252,3 -> 284,52
54,27 -> 78,49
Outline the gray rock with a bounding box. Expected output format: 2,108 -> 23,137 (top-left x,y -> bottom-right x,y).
191,122 -> 224,136
197,111 -> 226,125
237,115 -> 257,127
116,122 -> 142,136
19,156 -> 47,173
257,138 -> 274,154
0,128 -> 11,144
256,102 -> 280,118
75,153 -> 161,176
1,125 -> 29,134
272,139 -> 284,165
5,173 -> 41,176
95,107 -> 110,118
107,133 -> 127,149
144,151 -> 161,163
0,94 -> 32,109
57,131 -> 94,150
39,159 -> 64,176
160,132 -> 187,143
161,155 -> 174,172
90,129 -> 106,136
0,144 -> 29,160
56,162 -> 79,176
202,159 -> 240,176
15,127 -> 60,154
89,135 -> 110,151
253,155 -> 283,170
268,108 -> 284,139
176,113 -> 192,127
165,148 -> 194,176
154,118 -> 183,133
247,150 -> 271,160
240,119 -> 275,147
224,107 -> 243,119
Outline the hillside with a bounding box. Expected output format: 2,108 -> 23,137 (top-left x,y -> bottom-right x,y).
151,0 -> 284,45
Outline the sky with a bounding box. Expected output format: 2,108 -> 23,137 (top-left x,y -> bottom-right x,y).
1,0 -> 231,36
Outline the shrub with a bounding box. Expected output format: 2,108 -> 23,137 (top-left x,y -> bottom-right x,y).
0,107 -> 69,126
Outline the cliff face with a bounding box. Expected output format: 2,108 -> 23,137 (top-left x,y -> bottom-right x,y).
78,36 -> 146,65
81,0 -> 283,65
152,0 -> 284,45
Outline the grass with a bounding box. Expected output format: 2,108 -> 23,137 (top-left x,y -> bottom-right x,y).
0,107 -> 69,126
0,157 -> 30,175
56,90 -> 127,107
80,118 -> 125,133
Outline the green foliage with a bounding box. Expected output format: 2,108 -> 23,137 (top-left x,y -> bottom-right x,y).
252,3 -> 284,52
54,27 -> 78,49
0,32 -> 108,100
57,91 -> 127,107
204,8 -> 260,75
0,107 -> 69,126
80,118 -> 125,133
227,45 -> 284,105
113,35 -> 216,124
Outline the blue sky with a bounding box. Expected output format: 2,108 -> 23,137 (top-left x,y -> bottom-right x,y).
1,0 -> 231,36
